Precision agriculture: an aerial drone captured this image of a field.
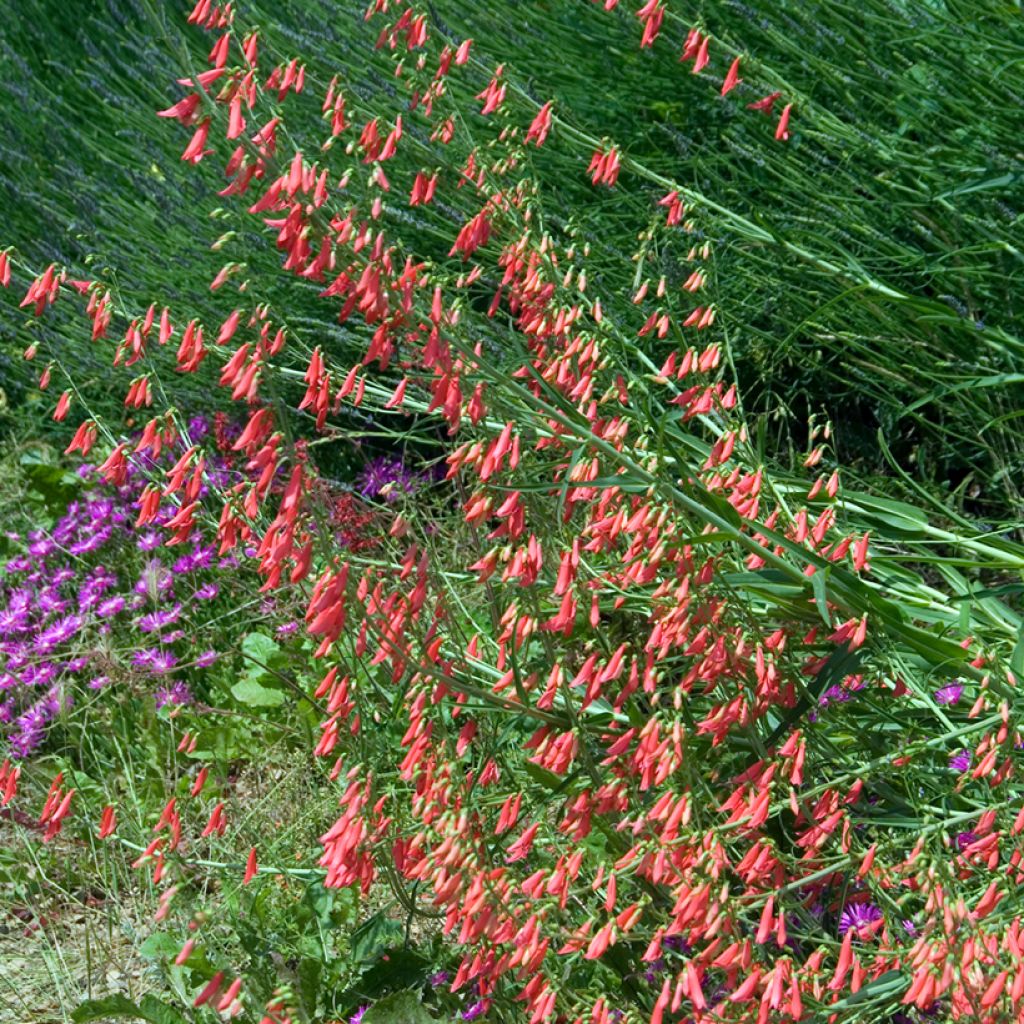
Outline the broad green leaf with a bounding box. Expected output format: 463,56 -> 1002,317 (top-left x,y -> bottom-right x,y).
72,996 -> 143,1023
138,998 -> 188,1024
362,990 -> 435,1024
231,678 -> 286,707
139,931 -> 181,960
242,631 -> 281,670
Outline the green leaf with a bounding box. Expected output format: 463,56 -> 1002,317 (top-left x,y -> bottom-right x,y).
298,956 -> 323,1018
139,931 -> 181,960
810,567 -> 832,627
1011,626 -> 1024,679
231,677 -> 286,707
350,912 -> 403,964
362,989 -> 435,1024
72,989 -> 188,1023
242,631 -> 281,667
138,997 -> 188,1024
71,996 -> 148,1023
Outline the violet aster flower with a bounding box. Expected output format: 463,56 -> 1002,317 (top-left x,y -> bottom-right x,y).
34,614 -> 82,653
349,1006 -> 369,1024
135,560 -> 173,599
69,530 -> 112,555
137,531 -> 162,552
154,681 -> 193,708
196,650 -> 218,668
132,649 -> 178,675
28,534 -> 56,559
461,1003 -> 486,1022
949,750 -> 972,773
137,604 -> 182,634
934,683 -> 963,706
428,971 -> 450,988
0,607 -> 30,634
838,902 -> 882,936
97,595 -> 126,618
194,582 -> 219,600
36,588 -> 68,616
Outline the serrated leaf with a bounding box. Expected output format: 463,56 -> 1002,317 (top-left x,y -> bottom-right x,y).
72,996 -> 147,1023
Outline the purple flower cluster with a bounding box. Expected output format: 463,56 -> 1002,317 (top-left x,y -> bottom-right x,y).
357,454 -> 431,504
0,425 -> 256,758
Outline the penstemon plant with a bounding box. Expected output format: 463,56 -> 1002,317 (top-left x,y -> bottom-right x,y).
2,2 -> 1024,1024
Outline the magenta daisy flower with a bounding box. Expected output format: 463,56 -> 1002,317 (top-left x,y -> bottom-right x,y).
934,683 -> 963,706
838,902 -> 882,936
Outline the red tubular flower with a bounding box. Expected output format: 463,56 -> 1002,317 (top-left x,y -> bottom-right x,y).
775,102 -> 793,141
747,90 -> 782,114
721,56 -> 743,95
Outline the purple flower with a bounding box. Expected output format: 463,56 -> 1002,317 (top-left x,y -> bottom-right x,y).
187,415 -> 210,441
428,970 -> 450,988
934,683 -> 963,706
97,595 -> 126,618
838,902 -> 882,936
135,560 -> 173,599
88,675 -> 111,690
68,529 -> 113,555
132,649 -> 178,675
0,607 -> 30,634
137,604 -> 182,634
36,588 -> 68,616
137,531 -> 162,552
349,1006 -> 369,1024
955,831 -> 977,852
28,535 -> 56,558
461,1002 -> 486,1022
33,614 -> 82,653
819,684 -> 850,707
194,582 -> 219,600
196,650 -> 219,668
643,958 -> 667,983
358,455 -> 423,504
154,681 -> 193,708
949,750 -> 972,773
